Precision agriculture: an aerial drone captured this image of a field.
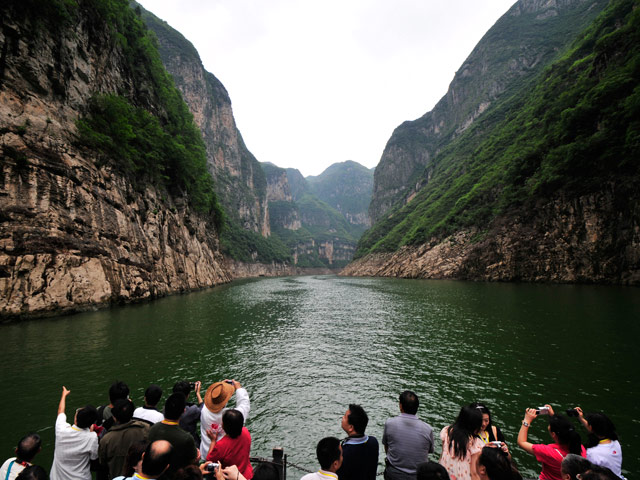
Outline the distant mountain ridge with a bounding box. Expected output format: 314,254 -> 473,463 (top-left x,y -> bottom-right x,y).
260,162 -> 372,268
306,161 -> 373,234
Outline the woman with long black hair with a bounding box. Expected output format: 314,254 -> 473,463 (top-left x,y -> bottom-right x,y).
574,408 -> 625,479
477,446 -> 522,480
517,405 -> 585,480
439,405 -> 485,480
470,403 -> 506,445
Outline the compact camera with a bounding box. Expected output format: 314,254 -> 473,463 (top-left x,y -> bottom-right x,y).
490,441 -> 503,447
205,463 -> 220,472
566,408 -> 579,417
536,406 -> 550,415
189,381 -> 197,390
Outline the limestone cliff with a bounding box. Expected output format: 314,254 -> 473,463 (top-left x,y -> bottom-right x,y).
343,188 -> 640,284
0,1 -> 230,319
141,10 -> 270,237
369,0 -> 608,223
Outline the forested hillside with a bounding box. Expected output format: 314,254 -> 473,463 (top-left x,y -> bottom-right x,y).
346,0 -> 639,284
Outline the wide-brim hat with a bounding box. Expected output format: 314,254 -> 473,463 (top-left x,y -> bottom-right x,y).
204,381 -> 234,413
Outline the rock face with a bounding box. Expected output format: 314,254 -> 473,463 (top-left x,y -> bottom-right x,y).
343,189 -> 640,284
368,0 -> 608,223
142,11 -> 270,237
0,2 -> 230,319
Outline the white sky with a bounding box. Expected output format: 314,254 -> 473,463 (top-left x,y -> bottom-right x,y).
137,0 -> 516,176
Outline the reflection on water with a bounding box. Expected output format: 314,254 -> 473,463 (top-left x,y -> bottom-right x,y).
0,276 -> 638,478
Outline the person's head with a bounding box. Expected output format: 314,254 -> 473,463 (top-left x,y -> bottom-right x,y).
75,405 -> 98,429
316,437 -> 342,472
122,440 -> 148,477
141,440 -> 173,477
145,385 -> 163,407
477,446 -> 522,480
16,433 -> 41,462
164,393 -> 186,421
470,402 -> 493,433
222,409 -> 244,439
172,381 -> 192,400
252,462 -> 280,480
399,390 -> 419,415
15,466 -> 48,480
109,381 -> 130,405
174,465 -> 203,480
583,413 -> 618,441
580,465 -> 621,480
561,454 -> 592,480
548,415 -> 582,455
446,405 -> 483,459
341,404 -> 368,436
417,461 -> 451,480
112,399 -> 135,424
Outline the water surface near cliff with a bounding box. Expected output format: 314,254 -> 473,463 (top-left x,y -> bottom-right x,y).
0,276 -> 638,478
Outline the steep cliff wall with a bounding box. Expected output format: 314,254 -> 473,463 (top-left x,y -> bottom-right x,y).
141,10 -> 270,237
0,1 -> 230,319
343,188 -> 640,284
369,0 -> 608,223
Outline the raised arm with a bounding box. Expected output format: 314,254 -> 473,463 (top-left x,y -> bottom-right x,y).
195,381 -> 203,405
231,380 -> 250,421
57,386 -> 70,415
517,408 -> 538,455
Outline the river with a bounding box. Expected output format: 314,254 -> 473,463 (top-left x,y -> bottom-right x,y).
0,275 -> 637,478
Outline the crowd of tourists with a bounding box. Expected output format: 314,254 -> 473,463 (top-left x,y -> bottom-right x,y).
0,382 -> 626,480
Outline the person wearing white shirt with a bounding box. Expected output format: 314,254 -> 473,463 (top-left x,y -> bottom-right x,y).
200,380 -> 250,455
575,408 -> 626,480
50,386 -> 99,480
300,437 -> 343,480
0,433 -> 41,480
133,384 -> 164,424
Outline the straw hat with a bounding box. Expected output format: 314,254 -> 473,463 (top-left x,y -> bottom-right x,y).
204,381 -> 234,412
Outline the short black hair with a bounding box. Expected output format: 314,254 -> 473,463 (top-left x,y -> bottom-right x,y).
252,462 -> 280,480
16,434 -> 41,462
164,393 -> 186,421
172,381 -> 192,398
316,437 -> 341,470
347,404 -> 369,435
112,399 -> 135,424
145,385 -> 163,406
76,405 -> 98,429
15,465 -> 48,480
222,409 -> 244,439
142,441 -> 173,477
399,390 -> 419,415
417,461 -> 450,480
109,381 -> 130,404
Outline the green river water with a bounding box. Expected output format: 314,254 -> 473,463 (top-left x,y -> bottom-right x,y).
0,275 -> 637,478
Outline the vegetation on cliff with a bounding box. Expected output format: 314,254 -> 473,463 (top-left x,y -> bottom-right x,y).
368,0 -> 609,224
356,0 -> 640,258
17,0 -> 226,223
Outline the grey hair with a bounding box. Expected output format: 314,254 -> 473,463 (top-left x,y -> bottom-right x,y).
561,454 -> 591,480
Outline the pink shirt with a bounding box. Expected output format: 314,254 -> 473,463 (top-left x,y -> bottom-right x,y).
206,427 -> 253,479
532,443 -> 587,480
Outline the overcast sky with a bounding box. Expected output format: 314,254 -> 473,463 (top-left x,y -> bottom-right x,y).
137,0 -> 516,177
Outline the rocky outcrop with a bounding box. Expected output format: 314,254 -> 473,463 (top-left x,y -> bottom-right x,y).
142,11 -> 270,237
0,2 -> 230,319
224,259 -> 332,278
369,0 -> 608,223
343,188 -> 640,284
